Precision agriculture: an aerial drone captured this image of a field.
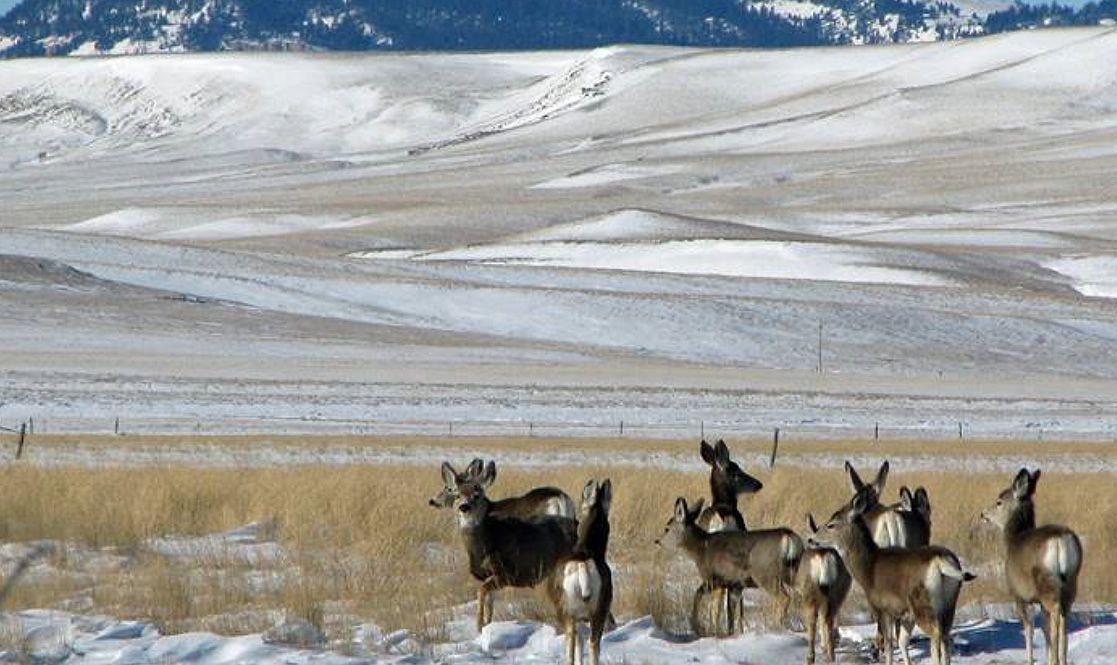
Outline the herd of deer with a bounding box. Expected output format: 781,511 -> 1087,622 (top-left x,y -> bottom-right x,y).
429,441 -> 1083,665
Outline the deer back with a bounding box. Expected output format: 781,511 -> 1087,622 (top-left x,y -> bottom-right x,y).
492,487 -> 577,520
465,513 -> 577,587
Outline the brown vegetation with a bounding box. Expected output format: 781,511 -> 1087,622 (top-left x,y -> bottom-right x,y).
0,438 -> 1111,646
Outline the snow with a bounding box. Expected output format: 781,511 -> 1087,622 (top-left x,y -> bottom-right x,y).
4,610 -> 1117,665
1044,255 -> 1117,299
63,208 -> 375,241
407,239 -> 955,287
2,29 -> 1117,437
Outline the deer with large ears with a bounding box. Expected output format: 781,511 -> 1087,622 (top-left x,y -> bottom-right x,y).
692,439 -> 766,635
697,439 -> 764,532
548,479 -> 614,665
441,461 -> 577,632
659,496 -> 803,635
431,458 -> 576,519
799,514 -> 852,665
897,486 -> 932,548
813,485 -> 975,665
845,461 -> 929,549
981,469 -> 1082,665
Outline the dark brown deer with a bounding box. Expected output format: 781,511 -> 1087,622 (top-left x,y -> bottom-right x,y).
547,479 -> 613,665
896,485 -> 932,548
696,439 -> 764,532
799,514 -> 851,665
980,469 -> 1082,665
431,458 -> 576,519
443,462 -> 577,631
813,485 -> 975,665
692,439 -> 764,636
659,497 -> 803,634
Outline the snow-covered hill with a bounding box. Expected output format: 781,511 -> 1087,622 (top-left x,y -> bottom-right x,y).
1,29 -> 1117,436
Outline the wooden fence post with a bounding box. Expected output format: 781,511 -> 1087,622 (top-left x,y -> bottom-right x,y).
15,422 -> 26,460
769,427 -> 780,468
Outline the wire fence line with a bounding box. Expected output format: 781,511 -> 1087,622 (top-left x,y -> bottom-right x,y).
1,414 -> 1113,443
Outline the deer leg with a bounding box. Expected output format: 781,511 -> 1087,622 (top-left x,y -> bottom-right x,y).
1040,606 -> 1055,665
564,619 -> 576,665
476,585 -> 487,633
1059,606 -> 1069,665
821,604 -> 837,664
879,613 -> 895,665
804,603 -> 818,665
896,620 -> 913,665
477,577 -> 501,632
733,586 -> 746,634
1016,600 -> 1034,665
590,614 -> 605,665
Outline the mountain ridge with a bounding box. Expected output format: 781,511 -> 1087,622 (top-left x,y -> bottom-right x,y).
0,0 -> 986,57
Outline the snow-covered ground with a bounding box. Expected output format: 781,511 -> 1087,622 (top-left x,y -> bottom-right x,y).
6,608 -> 1117,664
3,29 -> 1117,437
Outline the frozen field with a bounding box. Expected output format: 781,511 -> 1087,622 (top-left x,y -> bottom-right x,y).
3,29 -> 1117,436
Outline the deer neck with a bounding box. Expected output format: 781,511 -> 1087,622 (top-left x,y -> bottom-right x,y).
1003,500 -> 1036,545
840,516 -> 880,588
681,521 -> 711,560
709,473 -> 738,510
575,507 -> 609,561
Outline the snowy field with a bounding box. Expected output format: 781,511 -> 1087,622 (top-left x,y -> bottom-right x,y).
3,28 -> 1117,663
1,28 -> 1117,437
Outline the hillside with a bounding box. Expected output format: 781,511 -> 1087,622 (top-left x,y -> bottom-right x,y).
0,28 -> 1116,436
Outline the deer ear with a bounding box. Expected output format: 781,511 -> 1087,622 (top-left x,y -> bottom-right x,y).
480,461 -> 497,488
872,461 -> 890,495
900,486 -> 914,510
700,440 -> 716,466
466,458 -> 484,478
599,479 -> 612,512
714,440 -> 730,466
583,479 -> 597,504
1012,468 -> 1032,499
1029,469 -> 1042,495
915,487 -> 929,507
851,489 -> 873,516
674,497 -> 688,521
807,513 -> 819,534
441,462 -> 458,488
691,497 -> 705,518
845,461 -> 865,493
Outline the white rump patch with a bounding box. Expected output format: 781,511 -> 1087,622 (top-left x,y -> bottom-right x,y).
1043,536 -> 1082,578
561,560 -> 602,620
810,551 -> 840,587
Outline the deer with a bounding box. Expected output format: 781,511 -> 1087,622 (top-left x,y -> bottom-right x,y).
442,461 -> 577,632
547,479 -> 613,665
845,461 -> 930,549
692,439 -> 765,636
896,486 -> 932,548
658,496 -> 803,635
799,514 -> 852,665
846,462 -> 933,659
980,468 -> 1082,665
431,458 -> 576,519
812,483 -> 975,665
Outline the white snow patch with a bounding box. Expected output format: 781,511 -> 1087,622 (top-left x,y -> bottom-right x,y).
1045,255 -> 1117,298
62,208 -> 374,241
413,240 -> 954,287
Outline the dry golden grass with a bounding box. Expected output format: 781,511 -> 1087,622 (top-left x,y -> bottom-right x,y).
0,449 -> 1113,644
18,432 -> 1117,460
